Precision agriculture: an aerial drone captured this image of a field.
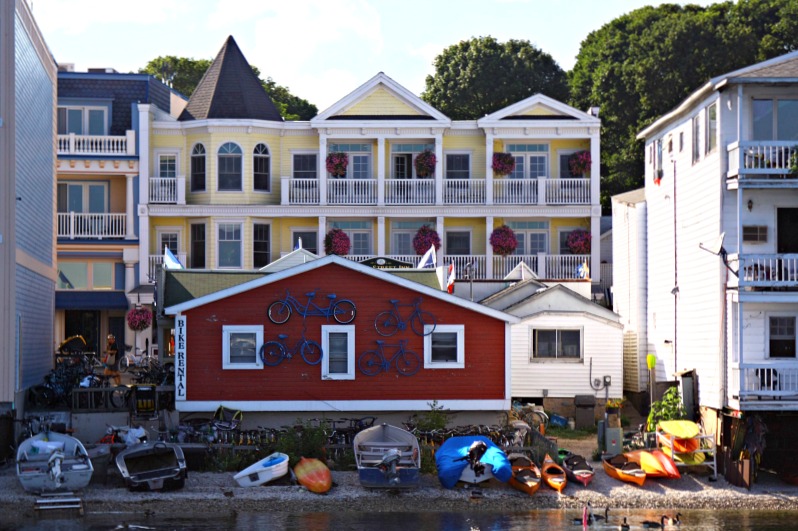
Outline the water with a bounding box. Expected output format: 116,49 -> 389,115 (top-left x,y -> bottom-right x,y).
3,509 -> 796,530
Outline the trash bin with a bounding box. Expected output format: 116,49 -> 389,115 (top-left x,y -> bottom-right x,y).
574,394 -> 596,429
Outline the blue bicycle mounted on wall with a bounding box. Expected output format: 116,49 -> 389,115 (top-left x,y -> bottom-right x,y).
358,339 -> 421,376
374,297 -> 436,336
267,290 -> 356,325
260,333 -> 323,366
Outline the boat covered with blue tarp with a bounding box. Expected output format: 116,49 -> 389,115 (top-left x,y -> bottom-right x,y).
435,435 -> 511,489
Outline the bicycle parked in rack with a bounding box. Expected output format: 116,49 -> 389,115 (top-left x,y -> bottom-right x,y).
268,289 -> 356,324
358,339 -> 421,376
260,333 -> 323,366
374,297 -> 436,336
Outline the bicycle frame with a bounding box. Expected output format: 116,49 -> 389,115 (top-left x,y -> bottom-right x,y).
358,339 -> 421,376
374,297 -> 437,336
260,333 -> 323,366
268,290 -> 356,324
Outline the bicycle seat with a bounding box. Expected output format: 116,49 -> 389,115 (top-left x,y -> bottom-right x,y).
277,334 -> 288,340
389,299 -> 399,304
305,291 -> 316,297
327,294 -> 336,299
375,340 -> 385,345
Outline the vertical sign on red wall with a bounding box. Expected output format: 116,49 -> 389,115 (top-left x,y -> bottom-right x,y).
175,314 -> 186,400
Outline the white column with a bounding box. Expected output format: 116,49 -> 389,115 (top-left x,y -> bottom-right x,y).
436,216 -> 444,267
318,216 -> 326,255
486,133 -> 494,205
434,134 -> 443,206
591,212 -> 600,284
377,137 -> 385,206
137,104 -> 152,285
590,134 -> 600,205
319,136 -> 328,206
377,216 -> 385,255
125,174 -> 136,239
485,216 -> 494,279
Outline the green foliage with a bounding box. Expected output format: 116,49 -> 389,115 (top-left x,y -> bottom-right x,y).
422,36 -> 569,119
419,444 -> 437,475
415,400 -> 450,431
274,419 -> 329,466
646,387 -> 687,432
202,447 -> 263,472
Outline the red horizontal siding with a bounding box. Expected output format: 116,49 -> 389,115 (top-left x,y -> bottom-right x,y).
182,264 -> 506,403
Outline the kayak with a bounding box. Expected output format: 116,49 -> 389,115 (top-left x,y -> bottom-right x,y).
602,454 -> 646,486
657,420 -> 700,453
541,453 -> 567,492
507,453 -> 541,496
294,457 -> 331,494
625,449 -> 680,479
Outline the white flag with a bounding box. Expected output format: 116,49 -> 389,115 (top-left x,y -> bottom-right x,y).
417,245 -> 436,269
164,246 -> 184,270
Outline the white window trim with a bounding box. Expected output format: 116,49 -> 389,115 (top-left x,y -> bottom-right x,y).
529,326 -> 584,362
444,151 -> 472,179
58,105 -> 109,135
557,226 -> 582,255
424,324 -> 465,369
153,149 -> 181,177
216,140 -> 244,192
290,227 -> 319,254
291,150 -> 318,179
445,229 -> 472,256
156,226 -> 183,254
321,325 -> 355,380
253,142 -> 272,194
215,220 -> 244,269
557,149 -> 579,178
222,325 -> 263,369
766,313 -> 797,359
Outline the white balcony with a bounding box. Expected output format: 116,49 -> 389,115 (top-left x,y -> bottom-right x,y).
493,179 -> 537,205
443,179 -> 486,204
737,253 -> 798,289
385,179 -> 435,205
727,141 -> 798,181
57,131 -> 136,156
148,176 -> 186,204
327,178 -> 378,205
732,362 -> 798,409
57,212 -> 126,239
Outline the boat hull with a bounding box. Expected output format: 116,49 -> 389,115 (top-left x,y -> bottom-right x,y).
625,449 -> 680,479
353,423 -> 421,489
657,420 -> 701,453
234,452 -> 289,487
541,453 -> 567,492
435,436 -> 511,489
602,454 -> 646,486
507,453 -> 541,496
294,457 -> 332,493
115,441 -> 187,491
16,432 -> 94,493
562,453 -> 595,487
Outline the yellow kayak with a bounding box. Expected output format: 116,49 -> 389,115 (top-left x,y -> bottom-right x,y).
658,420 -> 700,453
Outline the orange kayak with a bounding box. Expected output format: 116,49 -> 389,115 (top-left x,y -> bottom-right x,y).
541,453 -> 567,493
294,457 -> 332,494
507,453 -> 541,496
602,454 -> 646,486
657,420 -> 700,453
625,449 -> 680,479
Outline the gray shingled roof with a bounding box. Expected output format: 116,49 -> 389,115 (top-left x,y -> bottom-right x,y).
178,36 -> 283,122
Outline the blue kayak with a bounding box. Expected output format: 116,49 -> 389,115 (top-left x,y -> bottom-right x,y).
435,435 -> 512,489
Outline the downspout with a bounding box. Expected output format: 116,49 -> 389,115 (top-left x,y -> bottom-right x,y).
672,158 -> 678,375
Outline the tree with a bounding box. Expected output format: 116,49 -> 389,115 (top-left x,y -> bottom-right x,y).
422,36 -> 569,120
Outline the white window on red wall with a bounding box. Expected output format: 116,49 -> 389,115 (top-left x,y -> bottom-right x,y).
423,324 -> 464,369
222,325 -> 263,369
322,325 -> 355,379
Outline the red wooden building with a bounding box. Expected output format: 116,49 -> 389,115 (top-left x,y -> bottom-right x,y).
163,255 -> 517,415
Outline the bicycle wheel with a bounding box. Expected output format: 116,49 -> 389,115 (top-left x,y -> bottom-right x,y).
119,356 -> 130,373
374,311 -> 399,336
358,351 -> 383,376
332,299 -> 356,324
267,300 -> 292,324
395,350 -> 421,376
260,342 -> 285,366
110,386 -> 130,409
411,310 -> 437,336
300,340 -> 323,365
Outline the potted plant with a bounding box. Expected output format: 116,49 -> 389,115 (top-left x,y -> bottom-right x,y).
414,150 -> 436,178
324,228 -> 351,256
325,152 -> 348,178
412,225 -> 441,255
605,397 -> 625,415
568,150 -> 592,177
491,152 -> 515,177
566,229 -> 591,255
489,225 -> 518,256
127,307 -> 153,332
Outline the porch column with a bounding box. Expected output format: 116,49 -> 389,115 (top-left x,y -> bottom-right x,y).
436,216 -> 444,268
434,134 -> 443,206
377,137 -> 385,206
377,216 -> 385,256
319,136 -> 328,206
318,216 -> 326,256
137,104 -> 152,285
125,173 -> 136,239
590,134 -> 600,206
591,212 -> 601,284
138,214 -> 150,284
485,216 -> 494,279
486,133 -> 494,205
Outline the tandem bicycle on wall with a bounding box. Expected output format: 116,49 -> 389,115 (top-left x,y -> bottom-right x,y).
267,289 -> 356,324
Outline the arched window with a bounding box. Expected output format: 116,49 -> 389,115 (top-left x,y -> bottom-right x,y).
218,142 -> 242,191
190,144 -> 206,192
253,143 -> 270,192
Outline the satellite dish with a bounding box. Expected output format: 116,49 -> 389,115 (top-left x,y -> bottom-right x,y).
699,232 -> 725,256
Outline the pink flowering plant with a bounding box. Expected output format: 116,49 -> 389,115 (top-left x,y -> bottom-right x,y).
324,228 -> 351,256
326,152 -> 348,177
489,225 -> 518,256
414,150 -> 436,177
492,152 -> 516,177
568,150 -> 592,177
566,229 -> 592,254
127,307 -> 153,332
412,225 -> 441,255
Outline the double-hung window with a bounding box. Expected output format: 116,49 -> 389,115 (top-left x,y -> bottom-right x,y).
322,325 -> 355,379
160,154 -> 176,178
705,102 -> 718,154
218,142 -> 243,191
531,328 -> 582,360
191,144 -> 206,192
292,230 -> 317,254
330,221 -> 371,255
508,144 -> 548,180
57,106 -> 107,135
424,324 -> 464,369
508,221 -> 548,256
222,325 -> 263,369
253,223 -> 271,268
293,153 -> 317,179
253,144 -> 270,192
190,223 -> 206,268
769,316 -> 796,358
446,231 -> 471,256
218,223 -> 242,268
391,221 -> 426,256
445,154 -> 470,180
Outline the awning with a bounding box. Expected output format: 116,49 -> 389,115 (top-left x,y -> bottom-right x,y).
55,291 -> 130,310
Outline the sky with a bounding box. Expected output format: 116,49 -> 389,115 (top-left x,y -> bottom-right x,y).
32,0 -> 720,111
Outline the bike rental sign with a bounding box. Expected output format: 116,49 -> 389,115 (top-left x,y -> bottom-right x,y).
175,314 -> 187,401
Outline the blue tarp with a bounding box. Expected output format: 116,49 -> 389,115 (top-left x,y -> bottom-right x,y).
435,435 -> 512,489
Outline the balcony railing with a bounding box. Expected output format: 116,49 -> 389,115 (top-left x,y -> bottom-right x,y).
149,176 -> 186,204
327,178 -> 377,205
57,131 -> 136,156
737,253 -> 798,288
385,179 -> 435,205
732,363 -> 798,404
493,179 -> 538,205
727,141 -> 798,180
148,253 -> 187,279
443,180 -> 486,204
57,212 -> 126,239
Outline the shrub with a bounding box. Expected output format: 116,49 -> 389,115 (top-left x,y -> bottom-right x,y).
646,387 -> 687,432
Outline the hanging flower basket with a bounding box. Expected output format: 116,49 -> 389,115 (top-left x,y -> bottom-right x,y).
127,307 -> 153,332
566,229 -> 591,255
492,152 -> 516,177
412,225 -> 441,255
414,150 -> 436,178
326,152 -> 348,177
324,228 -> 351,256
568,150 -> 592,177
489,225 -> 518,256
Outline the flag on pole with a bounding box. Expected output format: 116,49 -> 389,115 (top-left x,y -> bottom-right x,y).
447,261 -> 455,294
164,246 -> 184,270
417,245 -> 436,269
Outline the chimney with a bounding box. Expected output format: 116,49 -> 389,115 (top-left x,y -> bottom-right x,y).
57,63 -> 75,72
588,106 -> 600,118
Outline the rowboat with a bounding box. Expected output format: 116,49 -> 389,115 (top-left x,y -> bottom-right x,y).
233,452 -> 289,487
657,420 -> 700,453
294,457 -> 332,493
541,453 -> 567,492
435,436 -> 511,489
602,453 -> 646,486
625,449 -> 680,479
507,453 -> 541,495
561,452 -> 595,486
353,423 -> 420,489
17,431 -> 93,493
115,441 -> 187,491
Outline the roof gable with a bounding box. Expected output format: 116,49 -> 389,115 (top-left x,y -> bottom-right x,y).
259,248 -> 319,272
178,36 -> 283,122
498,284 -> 619,322
478,94 -> 599,127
